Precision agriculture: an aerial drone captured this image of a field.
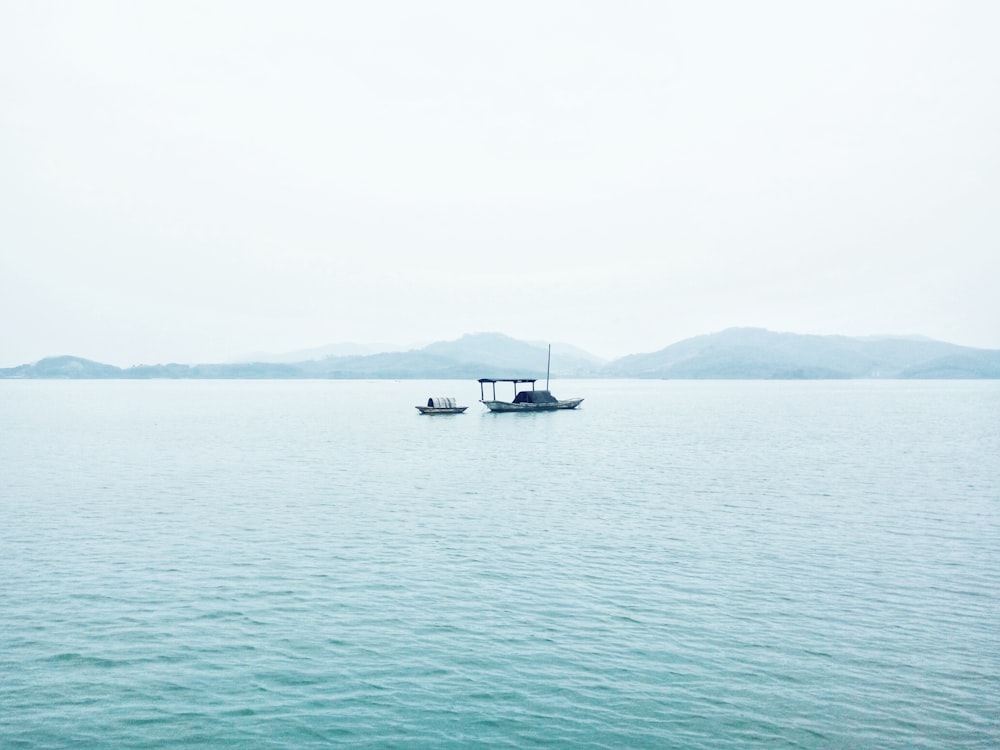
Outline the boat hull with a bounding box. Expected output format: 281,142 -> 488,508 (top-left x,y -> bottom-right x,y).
481,398 -> 583,412
416,406 -> 468,414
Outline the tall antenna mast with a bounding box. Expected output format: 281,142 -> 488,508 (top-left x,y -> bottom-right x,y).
546,344 -> 551,390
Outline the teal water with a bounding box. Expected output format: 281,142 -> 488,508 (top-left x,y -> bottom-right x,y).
2,379 -> 998,748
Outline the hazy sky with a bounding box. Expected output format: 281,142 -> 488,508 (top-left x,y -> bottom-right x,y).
2,1 -> 998,366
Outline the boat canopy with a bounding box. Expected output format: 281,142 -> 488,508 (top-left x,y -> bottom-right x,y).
427,397 -> 458,408
478,378 -> 539,401
513,389 -> 558,404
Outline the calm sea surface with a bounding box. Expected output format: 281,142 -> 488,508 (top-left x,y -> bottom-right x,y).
2,379 -> 998,748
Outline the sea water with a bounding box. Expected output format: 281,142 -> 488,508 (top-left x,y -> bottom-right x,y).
1,379 -> 998,748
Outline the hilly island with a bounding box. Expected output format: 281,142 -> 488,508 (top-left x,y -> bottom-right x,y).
3,328 -> 1000,380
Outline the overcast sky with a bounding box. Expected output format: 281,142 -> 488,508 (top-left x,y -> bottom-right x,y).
2,1 -> 998,366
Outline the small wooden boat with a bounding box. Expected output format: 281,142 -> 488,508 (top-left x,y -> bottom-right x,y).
416,397 -> 467,414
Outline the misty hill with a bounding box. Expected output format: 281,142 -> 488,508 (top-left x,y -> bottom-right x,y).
0,357 -> 309,379
0,355 -> 122,379
3,329 -> 999,379
0,334 -> 601,380
290,333 -> 600,379
604,328 -> 1000,379
297,351 -> 487,379
419,333 -> 603,376
231,341 -> 407,363
531,340 -> 608,366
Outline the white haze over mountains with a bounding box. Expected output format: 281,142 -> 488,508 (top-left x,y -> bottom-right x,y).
233,342 -> 411,364
2,1 -> 999,367
235,338 -> 610,366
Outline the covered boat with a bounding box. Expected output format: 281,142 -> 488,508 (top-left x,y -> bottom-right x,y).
478,378 -> 583,412
416,396 -> 467,415
479,345 -> 583,412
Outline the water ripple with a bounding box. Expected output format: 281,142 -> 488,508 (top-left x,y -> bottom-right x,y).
2,380 -> 999,748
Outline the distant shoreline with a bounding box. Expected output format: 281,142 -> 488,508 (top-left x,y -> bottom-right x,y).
4,329 -> 1000,380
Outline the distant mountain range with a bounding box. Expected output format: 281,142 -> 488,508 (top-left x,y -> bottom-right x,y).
603,328 -> 1000,379
3,329 -> 1000,379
